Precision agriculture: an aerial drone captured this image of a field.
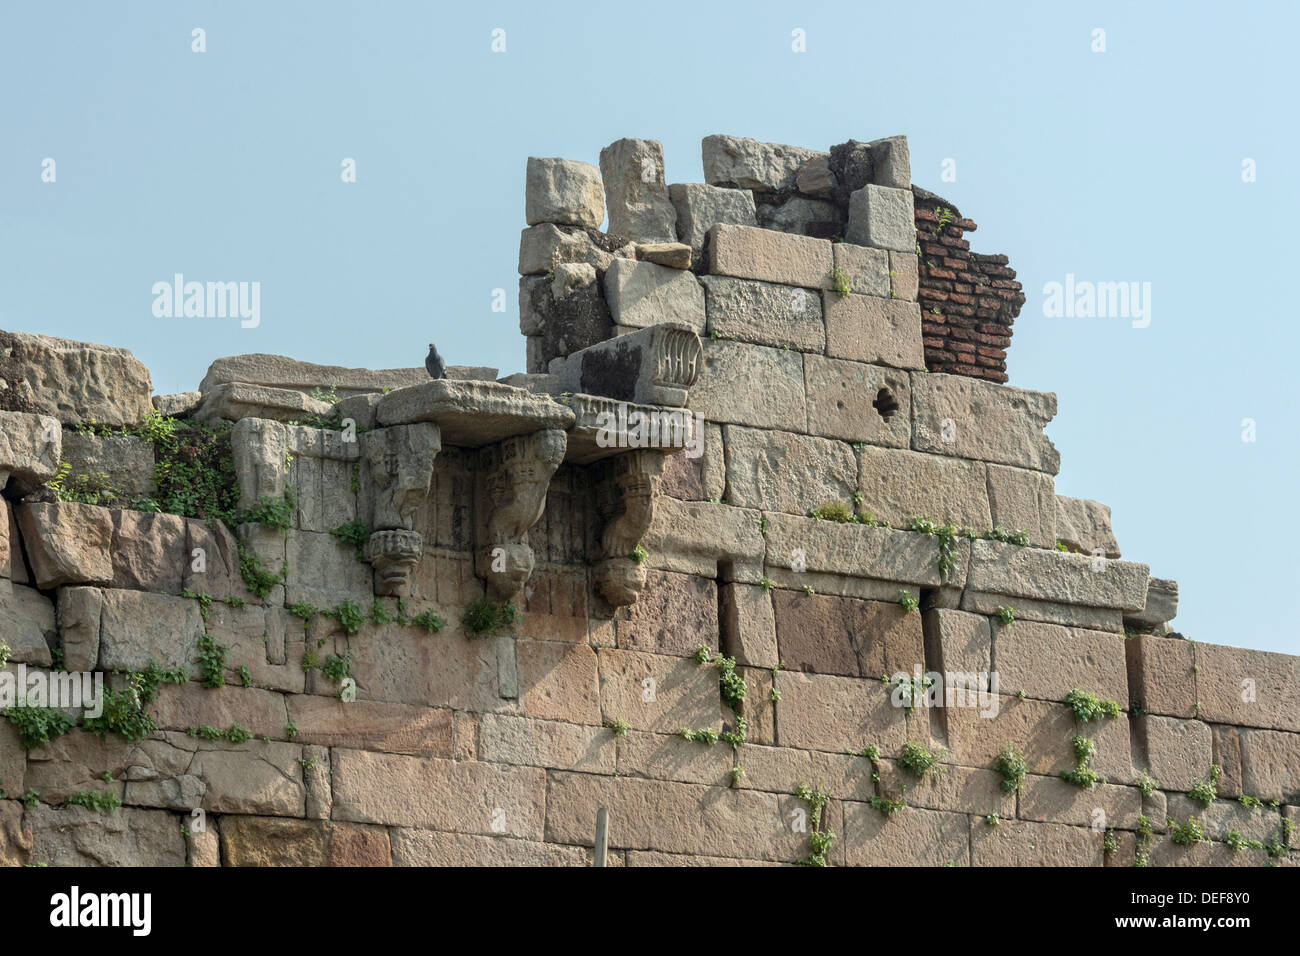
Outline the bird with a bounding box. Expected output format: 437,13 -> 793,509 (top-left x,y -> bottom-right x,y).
425,343 -> 445,379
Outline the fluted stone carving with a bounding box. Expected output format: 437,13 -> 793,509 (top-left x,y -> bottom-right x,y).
475,428 -> 567,601
593,447 -> 665,607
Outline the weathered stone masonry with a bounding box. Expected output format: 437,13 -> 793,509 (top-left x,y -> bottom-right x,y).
0,133 -> 1297,868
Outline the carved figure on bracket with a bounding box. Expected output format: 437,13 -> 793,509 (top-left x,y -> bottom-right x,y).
361,422 -> 441,596
593,447 -> 665,607
475,428 -> 567,602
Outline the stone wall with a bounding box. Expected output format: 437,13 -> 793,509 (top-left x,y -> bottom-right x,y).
0,133 -> 1297,868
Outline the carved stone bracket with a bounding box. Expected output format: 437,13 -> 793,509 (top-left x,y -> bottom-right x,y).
593,447 -> 665,607
361,422 -> 441,596
474,428 -> 567,602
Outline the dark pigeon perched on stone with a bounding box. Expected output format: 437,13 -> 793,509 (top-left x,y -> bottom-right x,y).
425,343 -> 445,379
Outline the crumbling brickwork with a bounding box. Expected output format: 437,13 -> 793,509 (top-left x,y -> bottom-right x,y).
0,133 -> 1296,868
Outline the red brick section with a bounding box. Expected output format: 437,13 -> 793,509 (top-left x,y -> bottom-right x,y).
913,187 -> 1024,385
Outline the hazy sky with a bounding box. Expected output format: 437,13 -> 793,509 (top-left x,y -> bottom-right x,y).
2,1 -> 1295,654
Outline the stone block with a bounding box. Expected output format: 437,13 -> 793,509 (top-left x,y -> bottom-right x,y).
0,583 -> 54,666
153,391 -> 201,417
332,748 -> 547,837
617,569 -> 718,657
0,410 -> 62,497
846,184 -> 915,252
603,258 -> 705,332
150,683 -> 289,740
773,669 -> 925,754
689,339 -> 806,431
993,620 -> 1128,705
658,421 -> 725,502
220,816 -> 329,867
868,135 -> 911,188
873,759 -> 1013,817
842,803 -> 970,867
56,586 -> 101,671
1191,641 -> 1300,732
795,155 -> 836,197
969,817 -> 1103,866
59,433 -> 156,502
525,156 -> 604,228
823,292 -> 925,369
1019,775 -> 1143,830
518,223 -> 626,275
597,647 -> 721,735
284,529 -> 372,609
701,135 -> 824,193
96,588 -> 204,674
773,591 -> 924,679
479,713 -> 616,773
1237,728 -> 1300,803
555,324 -> 700,408
856,445 -> 991,529
831,243 -> 889,298
110,509 -> 188,594
669,182 -> 757,249
1134,715 -> 1212,792
194,382 -> 333,424
636,242 -> 693,270
27,805 -> 184,866
922,608 -> 991,692
1055,495 -> 1120,557
15,502 -> 114,589
888,250 -> 919,301
803,355 -> 910,447
0,332 -> 153,426
1128,577 -> 1179,628
199,353 -> 426,399
720,582 -> 778,669
641,497 -> 765,583
911,373 -> 1060,474
723,425 -> 856,516
700,276 -> 825,351
516,640 -> 602,725
599,138 -> 676,242
706,223 -> 832,289
985,463 -> 1056,549
615,729 -> 735,787
390,829 -> 589,867
964,539 -> 1149,612
1126,633 -> 1197,718
756,196 -> 844,238
286,696 -> 453,757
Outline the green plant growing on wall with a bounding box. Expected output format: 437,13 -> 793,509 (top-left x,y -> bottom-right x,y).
1169,816 -> 1205,846
730,766 -> 745,787
1136,770 -> 1160,797
678,727 -> 718,745
985,813 -> 1001,828
793,782 -> 836,866
897,589 -> 920,612
238,547 -> 286,600
330,519 -> 371,561
285,723 -> 298,740
325,600 -> 366,636
1063,688 -> 1120,722
829,265 -> 851,298
21,788 -> 40,809
908,515 -> 961,581
239,487 -> 298,532
759,576 -> 775,593
720,715 -> 748,750
461,599 -> 519,636
411,610 -> 444,634
2,703 -> 75,750
80,662 -> 186,743
629,544 -> 648,564
1061,735 -> 1105,790
1187,765 -> 1221,808
993,605 -> 1015,627
985,527 -> 1030,546
1134,815 -> 1155,867
197,633 -> 230,688
322,651 -> 352,683
993,744 -> 1028,793
870,795 -> 905,817
605,719 -> 629,738
1102,828 -> 1119,855
898,741 -> 946,777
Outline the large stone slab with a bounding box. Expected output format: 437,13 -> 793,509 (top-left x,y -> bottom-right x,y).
856,445 -> 991,529
823,292 -> 925,370
701,276 -> 825,352
842,803 -> 970,867
641,498 -> 765,582
199,353 -> 426,398
376,379 -> 574,445
1135,715 -> 1213,792
986,463 -> 1056,549
689,339 -> 806,431
702,135 -> 824,193
832,243 -> 890,297
846,184 -> 915,252
1125,633 -> 1197,718
774,669 -> 926,755
723,425 -> 856,516
517,223 -> 631,276
599,138 -> 677,242
804,355 -> 911,447
194,382 -> 333,424
706,223 -> 832,290
15,501 -> 114,589
556,323 -> 701,407
669,183 -> 757,248
525,157 -> 604,228
993,620 -> 1129,704
0,409 -> 61,495
772,591 -> 925,678
27,805 -> 185,866
60,433 -> 156,503
965,539 -> 1149,612
1193,641 -> 1300,732
911,373 -> 1060,474
0,330 -> 153,426
603,259 -> 705,332
1055,495 -> 1120,557
0,583 -> 55,666
1127,577 -> 1178,628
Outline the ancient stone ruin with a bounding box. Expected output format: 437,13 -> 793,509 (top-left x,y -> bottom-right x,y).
0,134 -> 1296,867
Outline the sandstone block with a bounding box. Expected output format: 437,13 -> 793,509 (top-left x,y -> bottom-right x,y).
479,713 -> 616,773
856,445 -> 991,529
1237,728 -> 1300,803
220,816 -> 329,866
56,586 -> 101,671
922,608 -> 991,692
1019,775 -> 1143,830
888,250 -> 919,300
332,748 -> 547,837
873,759 -> 1013,817
641,498 -> 765,583
773,591 -> 925,679
96,588 -> 204,674
1055,495 -> 1120,557
706,223 -> 832,289
831,243 -> 889,298
150,683 -> 289,739
1128,577 -> 1179,628
803,355 -> 910,447
993,620 -> 1128,705
846,184 -> 915,252
27,805 -> 184,866
0,583 -> 55,666
0,800 -> 32,866
842,803 -> 970,867
390,829 -> 588,867
597,647 -> 721,735
756,196 -> 843,238
1126,633 -> 1197,718
868,135 -> 911,188
773,669 -> 924,754
1135,715 -> 1212,792
153,391 -> 201,417
720,582 -> 778,669
518,223 -> 626,275
15,502 -> 114,589
689,339 -> 806,431
194,382 -> 333,424
59,433 -> 156,502
603,258 -> 705,332
636,242 -> 693,270
199,353 -> 426,399
985,463 -> 1056,549
286,696 -> 453,757
525,157 -> 604,228
701,135 -> 824,193
700,276 -> 825,351
1190,641 -> 1300,732
617,570 -> 718,657
615,729 -> 734,786
669,183 -> 758,250
965,539 -> 1149,612
824,292 -> 924,369
969,817 -> 1103,866
795,155 -> 836,197
911,373 -> 1060,474
110,508 -> 188,594
723,425 -> 856,516
0,331 -> 153,426
599,138 -> 676,242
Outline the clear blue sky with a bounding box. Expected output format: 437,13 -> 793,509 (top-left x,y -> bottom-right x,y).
2,1 -> 1295,655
